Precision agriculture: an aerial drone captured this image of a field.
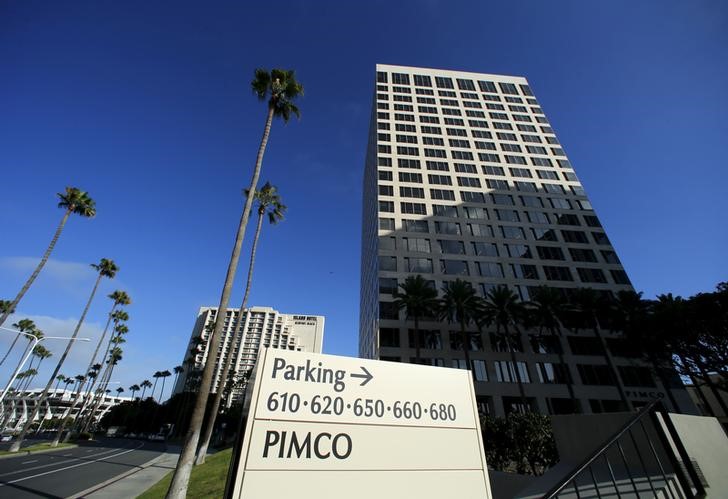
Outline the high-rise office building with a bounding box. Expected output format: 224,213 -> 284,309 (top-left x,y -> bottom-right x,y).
360,64 -> 696,417
174,306 -> 324,405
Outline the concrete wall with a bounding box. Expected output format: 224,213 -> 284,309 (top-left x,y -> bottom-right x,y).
668,414 -> 728,498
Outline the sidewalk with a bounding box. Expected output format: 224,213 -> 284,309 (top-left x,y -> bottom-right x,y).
69,445 -> 180,499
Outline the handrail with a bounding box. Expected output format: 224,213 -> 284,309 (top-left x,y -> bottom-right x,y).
543,399 -> 661,498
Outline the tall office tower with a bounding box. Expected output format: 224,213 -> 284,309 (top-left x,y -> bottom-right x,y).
174,306 -> 324,405
360,64 -> 696,417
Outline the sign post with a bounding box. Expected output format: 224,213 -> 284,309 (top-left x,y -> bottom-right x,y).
225,348 -> 492,499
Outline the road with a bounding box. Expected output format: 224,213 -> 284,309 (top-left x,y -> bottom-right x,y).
0,438 -> 165,498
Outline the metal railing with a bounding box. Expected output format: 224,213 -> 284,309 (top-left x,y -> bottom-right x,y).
543,400 -> 706,499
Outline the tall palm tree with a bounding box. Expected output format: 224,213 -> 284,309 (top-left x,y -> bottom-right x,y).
23,346 -> 51,389
4,318 -> 38,369
129,384 -> 140,401
66,294 -> 130,438
440,279 -> 481,372
196,182 -> 287,464
53,374 -> 67,394
0,312 -> 25,367
166,68 -> 304,499
614,290 -> 680,412
159,370 -> 172,402
151,371 -> 162,401
140,379 -> 152,400
393,275 -> 439,364
171,366 -> 184,394
82,347 -> 123,432
12,258 -> 118,452
116,387 -> 124,397
571,287 -> 631,411
527,286 -> 578,413
0,187 -> 96,328
482,285 -> 530,412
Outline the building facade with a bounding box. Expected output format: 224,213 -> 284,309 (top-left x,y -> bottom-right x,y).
173,306 -> 324,405
0,388 -> 129,431
360,64 -> 696,417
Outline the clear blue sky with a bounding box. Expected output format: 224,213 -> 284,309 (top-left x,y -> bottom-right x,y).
1,0 -> 726,394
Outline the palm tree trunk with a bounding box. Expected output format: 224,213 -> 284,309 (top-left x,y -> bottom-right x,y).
460,317 -> 471,370
56,308 -> 117,443
0,334 -> 21,367
0,209 -> 71,328
160,378 -> 167,402
141,384 -> 148,400
81,359 -> 114,434
196,210 -> 265,465
592,320 -> 632,411
10,271 -> 103,452
649,356 -> 681,412
151,378 -> 159,401
53,377 -> 63,394
506,325 -> 528,412
165,105 -> 275,499
557,348 -> 578,413
413,315 -> 421,364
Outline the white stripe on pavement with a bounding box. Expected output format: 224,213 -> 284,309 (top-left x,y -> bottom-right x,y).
0,441 -> 145,486
0,445 -> 130,478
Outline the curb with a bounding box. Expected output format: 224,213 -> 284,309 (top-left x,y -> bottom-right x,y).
0,443 -> 79,460
67,447 -> 175,499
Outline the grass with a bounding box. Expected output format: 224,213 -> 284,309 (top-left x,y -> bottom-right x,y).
138,448 -> 232,499
0,441 -> 76,456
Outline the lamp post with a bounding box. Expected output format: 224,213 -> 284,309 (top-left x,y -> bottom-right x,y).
0,326 -> 90,405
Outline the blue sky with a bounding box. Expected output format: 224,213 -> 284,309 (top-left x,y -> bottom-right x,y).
1,0 -> 726,395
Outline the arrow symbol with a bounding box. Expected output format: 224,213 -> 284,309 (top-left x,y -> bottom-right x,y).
350,366 -> 373,387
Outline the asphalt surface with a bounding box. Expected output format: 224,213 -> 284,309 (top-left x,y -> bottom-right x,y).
0,438 -> 165,498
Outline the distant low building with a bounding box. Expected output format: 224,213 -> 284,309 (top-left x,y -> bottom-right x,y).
173,306 -> 324,406
0,388 -> 130,431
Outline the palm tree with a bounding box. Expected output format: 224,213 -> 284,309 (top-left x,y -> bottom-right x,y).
393,275 -> 439,364
4,318 -> 38,367
440,279 -> 481,372
129,384 -> 140,401
12,258 -> 118,452
0,187 -> 96,328
66,293 -> 130,438
4,320 -> 43,396
82,347 -> 124,432
527,286 -> 578,413
159,370 -> 172,402
0,311 -> 24,367
53,374 -> 66,394
151,371 -> 162,401
571,288 -> 631,411
196,182 -> 287,464
116,387 -> 124,397
23,346 -> 51,389
482,285 -> 530,412
171,366 -> 184,394
140,379 -> 152,400
166,68 -> 304,499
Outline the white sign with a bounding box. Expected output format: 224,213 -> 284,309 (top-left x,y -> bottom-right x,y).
228,349 -> 492,499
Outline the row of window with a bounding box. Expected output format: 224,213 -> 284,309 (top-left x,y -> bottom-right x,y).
378,206 -> 592,228
379,330 -> 638,357
375,83 -> 537,108
377,94 -> 543,117
379,236 -> 619,262
376,111 -> 554,134
378,122 -> 556,144
377,257 -> 626,284
379,218 -> 609,244
376,71 -> 533,98
378,195 -> 590,216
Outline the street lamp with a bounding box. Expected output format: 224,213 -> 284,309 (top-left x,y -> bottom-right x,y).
0,326 -> 91,404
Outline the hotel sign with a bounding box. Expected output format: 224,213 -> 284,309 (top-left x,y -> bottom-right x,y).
226,349 -> 492,499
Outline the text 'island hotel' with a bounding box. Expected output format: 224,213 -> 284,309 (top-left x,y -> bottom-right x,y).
359,64 -> 696,418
